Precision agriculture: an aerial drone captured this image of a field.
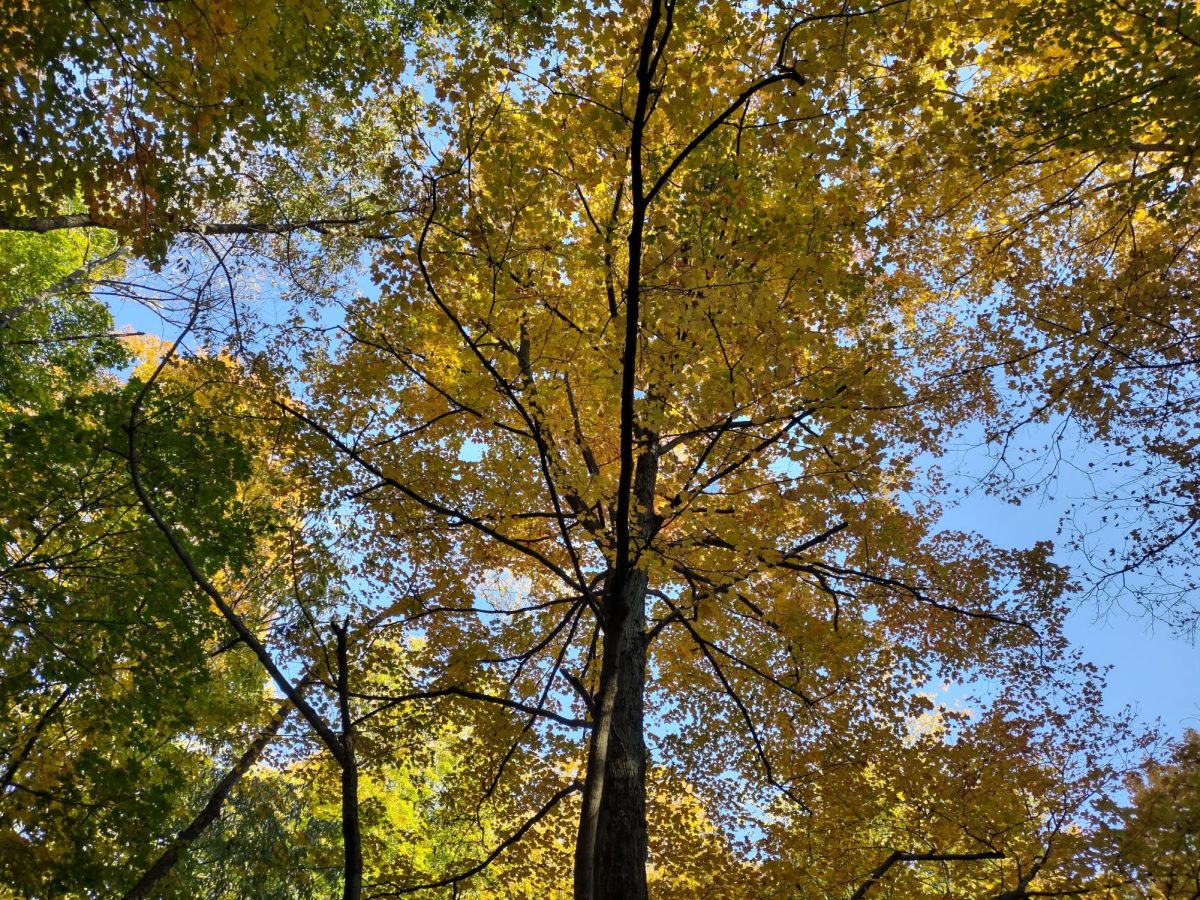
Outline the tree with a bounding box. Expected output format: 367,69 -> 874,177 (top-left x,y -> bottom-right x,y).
2,0 -> 1189,896
276,0 -> 1143,895
0,0 -> 419,237
0,232 -> 287,896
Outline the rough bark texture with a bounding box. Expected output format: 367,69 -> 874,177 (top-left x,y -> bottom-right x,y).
592,569 -> 650,900
588,440 -> 658,897
575,612 -> 622,900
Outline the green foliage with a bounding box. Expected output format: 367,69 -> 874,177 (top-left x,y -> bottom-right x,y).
0,0 -> 559,243
0,226 -> 127,413
0,233 -> 295,897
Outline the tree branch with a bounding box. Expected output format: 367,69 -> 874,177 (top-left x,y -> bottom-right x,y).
0,686 -> 74,793
0,247 -> 129,329
0,210 -> 416,238
124,310 -> 346,765
120,697 -> 296,900
370,781 -> 582,897
851,850 -> 1006,899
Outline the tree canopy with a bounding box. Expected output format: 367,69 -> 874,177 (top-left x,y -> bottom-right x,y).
1,0 -> 1197,897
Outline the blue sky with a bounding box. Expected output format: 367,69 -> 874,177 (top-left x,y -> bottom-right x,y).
935,455 -> 1200,737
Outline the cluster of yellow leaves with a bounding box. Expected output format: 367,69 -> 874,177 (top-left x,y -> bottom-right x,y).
278,0 -> 1152,894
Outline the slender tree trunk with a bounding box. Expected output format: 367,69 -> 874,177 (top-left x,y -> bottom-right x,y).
122,698 -> 295,900
341,748 -> 362,900
576,2 -> 666,894
335,623 -> 363,900
130,388 -> 366,898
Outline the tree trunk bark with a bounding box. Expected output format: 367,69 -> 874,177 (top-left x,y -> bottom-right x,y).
576,444 -> 658,900
335,623 -> 363,900
341,745 -> 362,900
593,569 -> 649,900
576,0 -> 665,882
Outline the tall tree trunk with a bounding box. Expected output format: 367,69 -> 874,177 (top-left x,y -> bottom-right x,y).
335,622 -> 363,900
577,443 -> 658,900
593,570 -> 649,900
575,1 -> 666,893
